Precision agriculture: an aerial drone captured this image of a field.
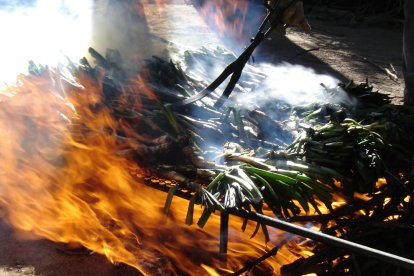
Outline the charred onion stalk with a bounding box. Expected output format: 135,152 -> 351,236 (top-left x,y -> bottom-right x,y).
24,48 -> 414,274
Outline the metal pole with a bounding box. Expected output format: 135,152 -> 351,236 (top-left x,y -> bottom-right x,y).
142,180 -> 414,271
231,210 -> 414,272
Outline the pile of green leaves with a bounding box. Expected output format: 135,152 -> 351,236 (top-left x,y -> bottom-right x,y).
63,49 -> 414,274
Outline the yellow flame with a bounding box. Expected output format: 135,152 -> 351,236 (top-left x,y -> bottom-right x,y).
0,66 -> 310,274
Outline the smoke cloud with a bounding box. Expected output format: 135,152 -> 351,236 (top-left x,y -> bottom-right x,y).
0,0 -> 93,84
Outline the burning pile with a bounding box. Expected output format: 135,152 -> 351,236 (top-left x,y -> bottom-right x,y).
1,44 -> 414,275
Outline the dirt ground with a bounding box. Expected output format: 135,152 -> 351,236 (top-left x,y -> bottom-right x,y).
0,3 -> 406,276
260,17 -> 405,104
147,1 -> 405,102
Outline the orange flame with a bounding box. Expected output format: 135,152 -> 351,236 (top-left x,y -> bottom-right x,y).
198,0 -> 250,44
0,67 -> 307,274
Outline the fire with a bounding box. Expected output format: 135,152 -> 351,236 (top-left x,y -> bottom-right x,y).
0,1 -> 353,273
0,66 -> 308,274
198,0 -> 250,44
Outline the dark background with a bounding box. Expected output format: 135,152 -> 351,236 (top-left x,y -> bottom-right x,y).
303,0 -> 404,26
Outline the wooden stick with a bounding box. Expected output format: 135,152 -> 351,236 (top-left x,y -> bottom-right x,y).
231,246 -> 280,275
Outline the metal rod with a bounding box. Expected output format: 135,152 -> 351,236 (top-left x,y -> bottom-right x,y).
220,212 -> 229,254
231,210 -> 414,272
141,180 -> 414,271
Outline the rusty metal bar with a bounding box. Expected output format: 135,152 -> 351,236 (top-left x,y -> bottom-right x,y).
220,212 -> 229,254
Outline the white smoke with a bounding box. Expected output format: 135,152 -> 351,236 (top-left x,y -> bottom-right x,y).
171,44 -> 349,108
0,0 -> 93,84
233,62 -> 348,108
